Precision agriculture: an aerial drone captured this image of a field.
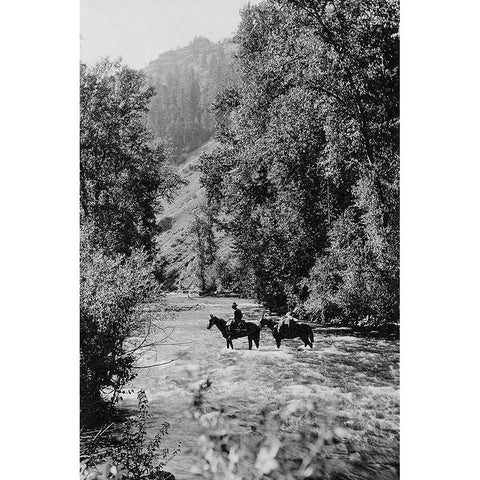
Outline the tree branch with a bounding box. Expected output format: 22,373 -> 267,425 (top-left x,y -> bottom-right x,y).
133,356 -> 181,369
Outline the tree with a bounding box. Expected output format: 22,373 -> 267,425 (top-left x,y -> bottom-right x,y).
190,205 -> 217,293
80,59 -> 181,423
285,0 -> 400,324
80,59 -> 179,256
200,0 -> 399,322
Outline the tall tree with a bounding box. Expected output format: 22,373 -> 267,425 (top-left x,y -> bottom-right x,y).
200,0 -> 399,322
80,59 -> 179,255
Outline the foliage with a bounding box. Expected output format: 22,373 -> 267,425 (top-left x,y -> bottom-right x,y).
190,203 -> 246,294
158,217 -> 173,233
80,226 -> 159,421
189,378 -> 388,480
81,390 -> 179,480
200,0 -> 399,322
190,205 -> 217,293
80,58 -> 184,424
206,254 -> 244,294
304,203 -> 399,326
80,58 -> 180,256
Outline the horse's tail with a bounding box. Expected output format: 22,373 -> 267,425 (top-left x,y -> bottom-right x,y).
309,326 -> 314,345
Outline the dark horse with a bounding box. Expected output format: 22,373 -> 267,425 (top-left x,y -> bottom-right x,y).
207,314 -> 261,350
260,316 -> 314,349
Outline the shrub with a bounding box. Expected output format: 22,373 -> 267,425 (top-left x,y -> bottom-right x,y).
81,390 -> 179,480
80,227 -> 159,423
189,379 -> 353,480
203,254 -> 243,294
304,205 -> 399,327
158,217 -> 173,233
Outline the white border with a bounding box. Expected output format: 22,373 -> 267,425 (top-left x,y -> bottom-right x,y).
401,0 -> 480,477
2,1 -> 479,478
1,0 -> 79,477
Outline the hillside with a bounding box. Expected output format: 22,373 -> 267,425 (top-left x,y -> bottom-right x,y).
144,36 -> 236,86
155,140 -> 222,291
145,37 -> 237,290
144,37 -> 236,162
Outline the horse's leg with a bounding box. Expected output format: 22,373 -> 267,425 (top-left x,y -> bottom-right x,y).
226,338 -> 230,349
305,334 -> 313,348
248,336 -> 252,350
276,338 -> 281,349
254,332 -> 260,348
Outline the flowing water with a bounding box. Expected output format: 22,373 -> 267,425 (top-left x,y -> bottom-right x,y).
119,293 -> 400,479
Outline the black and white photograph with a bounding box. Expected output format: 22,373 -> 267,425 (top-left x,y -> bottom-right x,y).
78,1 -> 399,478
5,1 -> 480,479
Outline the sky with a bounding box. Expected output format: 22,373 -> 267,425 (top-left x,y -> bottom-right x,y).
81,0 -> 260,69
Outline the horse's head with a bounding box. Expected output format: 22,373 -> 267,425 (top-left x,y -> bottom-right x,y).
259,314 -> 267,329
207,314 -> 215,330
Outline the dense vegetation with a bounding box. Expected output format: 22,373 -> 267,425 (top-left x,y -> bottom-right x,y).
200,0 -> 399,326
81,390 -> 178,479
80,59 -> 179,256
145,37 -> 235,162
80,59 -> 180,422
79,2 -> 400,475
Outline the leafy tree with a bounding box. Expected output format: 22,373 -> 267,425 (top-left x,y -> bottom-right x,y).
200,0 -> 399,322
286,0 -> 400,324
190,205 -> 217,293
80,59 -> 179,256
80,59 -> 181,423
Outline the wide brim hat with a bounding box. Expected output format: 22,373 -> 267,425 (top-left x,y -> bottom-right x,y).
232,302 -> 238,307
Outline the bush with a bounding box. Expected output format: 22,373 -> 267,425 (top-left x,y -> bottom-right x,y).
81,390 -> 179,480
158,217 -> 173,233
189,379 -> 361,480
303,206 -> 399,327
80,227 -> 159,423
203,254 -> 243,294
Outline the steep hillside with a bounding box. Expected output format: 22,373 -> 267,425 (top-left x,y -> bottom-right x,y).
146,38 -> 237,290
155,140 -> 215,291
144,36 -> 236,85
144,37 -> 236,162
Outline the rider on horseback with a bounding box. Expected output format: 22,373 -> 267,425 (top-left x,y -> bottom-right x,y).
231,302 -> 246,330
227,302 -> 246,340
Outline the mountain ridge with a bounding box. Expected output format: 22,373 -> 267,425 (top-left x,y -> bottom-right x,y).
143,36 -> 236,163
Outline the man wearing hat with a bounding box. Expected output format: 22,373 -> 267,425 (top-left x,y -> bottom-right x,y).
231,302 -> 245,331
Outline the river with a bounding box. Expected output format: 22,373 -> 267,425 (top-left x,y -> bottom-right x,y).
119,293 -> 399,479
